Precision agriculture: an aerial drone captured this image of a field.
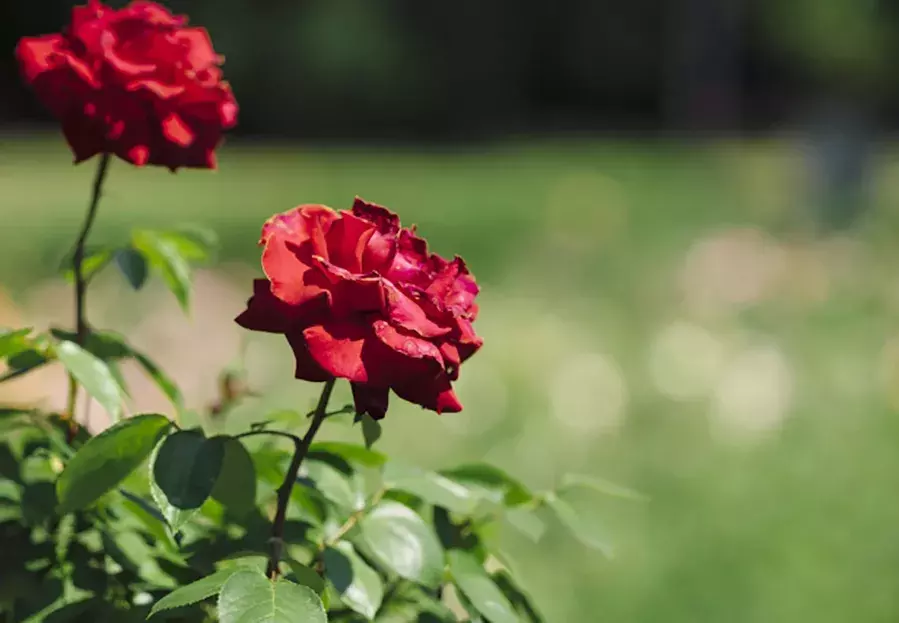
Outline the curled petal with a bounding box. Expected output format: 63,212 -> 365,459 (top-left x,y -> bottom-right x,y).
382,282 -> 450,338
352,197 -> 400,235
372,320 -> 444,366
426,256 -> 479,316
262,230 -> 329,308
393,372 -> 463,414
261,205 -> 336,254
325,211 -> 376,273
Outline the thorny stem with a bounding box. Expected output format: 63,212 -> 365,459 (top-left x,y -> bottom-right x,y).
65,152 -> 112,433
265,378 -> 336,579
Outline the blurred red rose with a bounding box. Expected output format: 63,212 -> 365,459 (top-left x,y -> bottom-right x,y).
16,0 -> 237,170
236,198 -> 483,419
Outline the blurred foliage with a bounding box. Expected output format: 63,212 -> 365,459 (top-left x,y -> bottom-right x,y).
6,138 -> 899,620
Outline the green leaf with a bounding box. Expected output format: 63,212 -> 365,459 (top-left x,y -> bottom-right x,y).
217,569 -> 327,623
492,570 -> 546,622
113,247 -> 149,290
384,461 -> 480,514
302,459 -> 363,511
0,327 -> 33,358
308,442 -> 387,468
558,473 -> 648,502
286,560 -> 326,595
360,414 -> 382,449
133,229 -> 193,311
447,551 -> 517,623
545,492 -> 613,557
441,463 -> 534,506
1,346 -> 51,382
504,506 -> 546,542
324,541 -> 383,620
150,430 -> 225,532
211,438 -> 257,518
56,414 -> 171,513
55,340 -> 125,422
60,246 -> 113,283
161,228 -> 219,263
149,567 -> 241,618
358,500 -> 444,588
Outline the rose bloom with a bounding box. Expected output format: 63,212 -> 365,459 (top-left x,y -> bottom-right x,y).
16,0 -> 237,170
237,198 -> 483,419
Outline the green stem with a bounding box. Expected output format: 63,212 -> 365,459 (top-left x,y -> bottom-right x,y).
266,378 -> 336,579
66,152 -> 112,427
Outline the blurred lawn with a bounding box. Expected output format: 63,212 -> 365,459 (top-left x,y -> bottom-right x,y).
4,135 -> 899,621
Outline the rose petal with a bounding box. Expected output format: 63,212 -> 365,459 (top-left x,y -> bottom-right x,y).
303,322 -> 371,383
161,112 -> 195,147
174,27 -> 218,69
286,331 -> 333,382
262,205 -> 336,257
352,197 -> 400,235
351,383 -> 389,420
326,211 -> 376,273
15,35 -> 67,82
235,279 -> 293,333
383,282 -> 450,338
393,372 -> 463,414
372,320 -> 444,365
387,228 -> 429,284
426,256 -> 479,316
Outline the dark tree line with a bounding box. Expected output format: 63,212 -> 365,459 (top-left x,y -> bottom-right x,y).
3,0 -> 899,139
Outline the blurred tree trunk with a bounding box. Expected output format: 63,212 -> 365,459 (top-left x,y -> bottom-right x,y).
666,0 -> 744,131
802,94 -> 875,231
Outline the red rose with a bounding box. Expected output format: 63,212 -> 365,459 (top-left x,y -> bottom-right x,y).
16,0 -> 237,170
236,198 -> 483,419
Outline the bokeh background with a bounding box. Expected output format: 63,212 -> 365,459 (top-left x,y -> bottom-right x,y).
5,1 -> 899,621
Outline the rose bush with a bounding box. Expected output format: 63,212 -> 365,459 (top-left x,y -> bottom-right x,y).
16,0 -> 237,170
236,197 -> 483,419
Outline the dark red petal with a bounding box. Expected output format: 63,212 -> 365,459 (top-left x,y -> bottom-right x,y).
351,383 -> 389,420
234,279 -> 294,333
303,322 -> 372,383
393,372 -> 463,414
352,197 -> 400,235
62,112 -> 105,164
286,330 -> 333,382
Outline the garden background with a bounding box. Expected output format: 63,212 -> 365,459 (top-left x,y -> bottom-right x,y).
4,1 -> 899,621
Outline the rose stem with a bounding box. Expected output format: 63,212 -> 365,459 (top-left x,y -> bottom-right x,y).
265,378 -> 335,579
65,151 -> 112,434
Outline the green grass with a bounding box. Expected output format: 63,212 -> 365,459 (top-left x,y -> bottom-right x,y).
5,135 -> 899,621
